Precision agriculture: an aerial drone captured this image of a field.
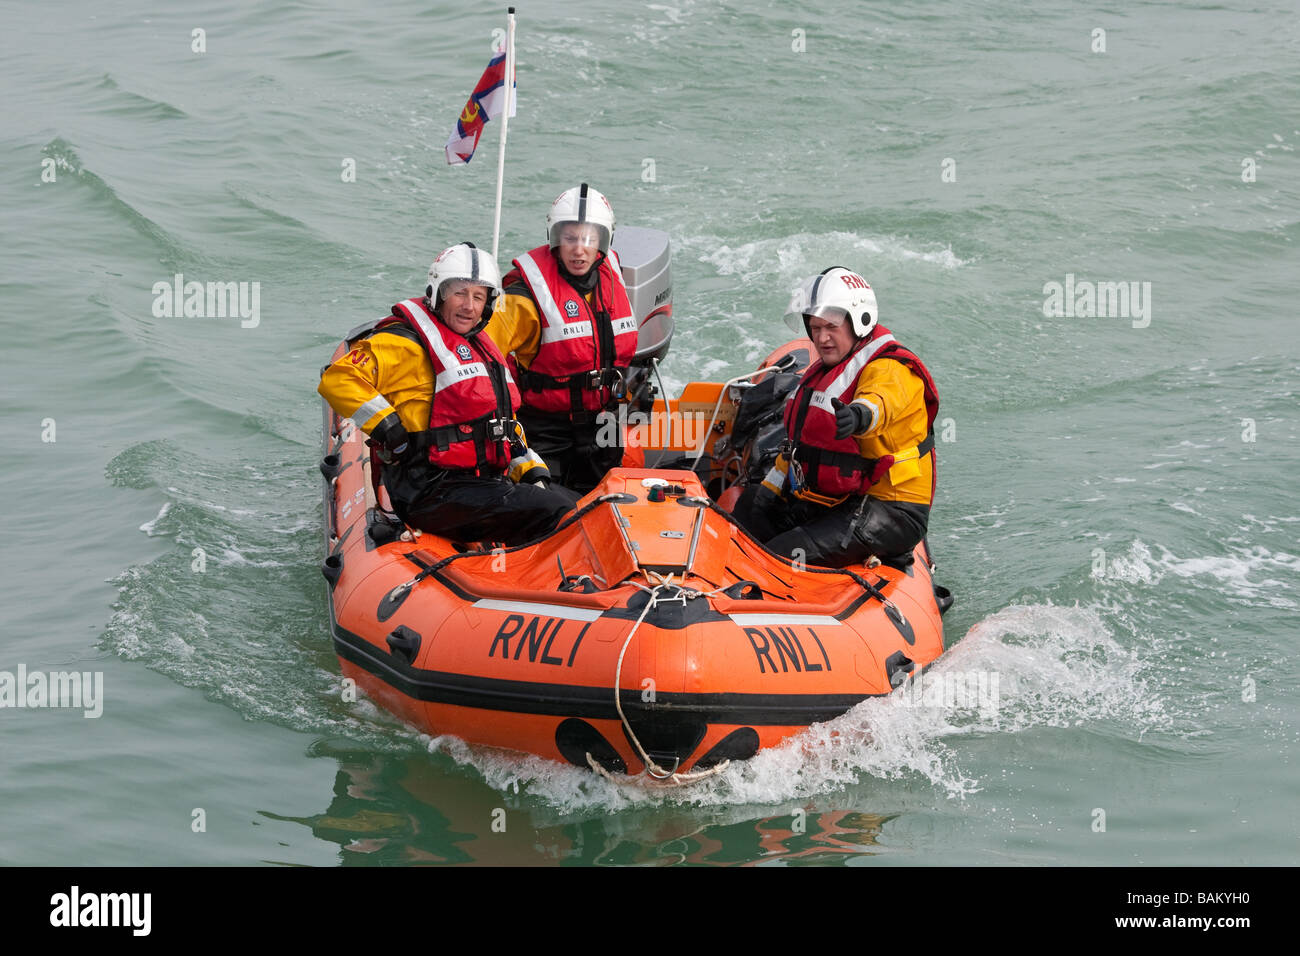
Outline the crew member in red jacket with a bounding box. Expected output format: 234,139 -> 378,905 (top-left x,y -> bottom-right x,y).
318,243 -> 572,545
488,184 -> 639,493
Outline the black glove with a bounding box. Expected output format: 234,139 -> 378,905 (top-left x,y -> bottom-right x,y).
370,413 -> 412,464
832,399 -> 871,440
753,483 -> 778,509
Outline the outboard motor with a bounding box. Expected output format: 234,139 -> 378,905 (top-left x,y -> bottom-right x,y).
612,227 -> 673,413
612,226 -> 673,362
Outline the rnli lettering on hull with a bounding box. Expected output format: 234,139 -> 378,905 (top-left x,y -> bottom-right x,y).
489,615 -> 592,667
744,627 -> 832,675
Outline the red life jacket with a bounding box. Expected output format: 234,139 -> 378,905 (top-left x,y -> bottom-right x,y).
507,244 -> 638,415
377,297 -> 521,473
784,325 -> 940,498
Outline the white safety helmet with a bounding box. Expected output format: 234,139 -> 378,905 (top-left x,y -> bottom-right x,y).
783,266 -> 879,339
546,183 -> 615,254
426,242 -> 502,330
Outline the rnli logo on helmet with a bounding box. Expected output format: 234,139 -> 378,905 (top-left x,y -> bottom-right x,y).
564,299 -> 580,318
456,344 -> 473,361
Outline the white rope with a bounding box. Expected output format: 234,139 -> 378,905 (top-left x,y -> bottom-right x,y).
586,573 -> 730,787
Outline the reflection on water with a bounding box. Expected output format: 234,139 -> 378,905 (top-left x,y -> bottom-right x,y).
263,745 -> 896,866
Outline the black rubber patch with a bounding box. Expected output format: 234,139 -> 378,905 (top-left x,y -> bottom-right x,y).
639,563 -> 689,576
324,457 -> 353,480
879,552 -> 915,575
600,586 -> 729,628
621,712 -> 707,772
558,575 -> 601,593
884,650 -> 915,688
722,581 -> 763,600
386,625 -> 422,664
321,553 -> 343,589
695,727 -> 761,769
366,509 -> 405,551
376,582 -> 412,622
555,718 -> 627,774
885,602 -> 916,646
933,584 -> 954,616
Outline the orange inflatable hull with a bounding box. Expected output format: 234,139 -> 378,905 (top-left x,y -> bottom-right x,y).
320,343 -> 950,780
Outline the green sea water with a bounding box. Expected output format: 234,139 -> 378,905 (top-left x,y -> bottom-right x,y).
1,0 -> 1297,867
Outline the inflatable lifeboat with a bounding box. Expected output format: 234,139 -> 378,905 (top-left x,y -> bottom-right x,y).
319,229 -> 953,782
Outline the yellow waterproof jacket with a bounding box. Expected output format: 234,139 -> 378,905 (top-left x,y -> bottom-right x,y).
849,356 -> 934,504
486,290 -> 545,367
318,329 -> 432,435
764,356 -> 934,506
319,325 -> 548,482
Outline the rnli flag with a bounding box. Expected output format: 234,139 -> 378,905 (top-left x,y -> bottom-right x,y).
445,46 -> 516,165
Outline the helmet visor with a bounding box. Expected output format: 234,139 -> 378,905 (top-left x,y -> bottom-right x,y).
436,277 -> 497,304
549,221 -> 610,254
782,302 -> 849,335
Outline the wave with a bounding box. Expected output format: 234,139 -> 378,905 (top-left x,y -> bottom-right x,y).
422,602 -> 1169,814
1094,539 -> 1298,609
39,137 -> 197,268
682,229 -> 966,285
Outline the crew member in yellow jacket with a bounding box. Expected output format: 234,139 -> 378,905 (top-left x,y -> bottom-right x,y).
732,267 -> 940,568
318,243 -> 573,545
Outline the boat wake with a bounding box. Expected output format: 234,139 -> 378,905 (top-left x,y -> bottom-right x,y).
684,229 -> 967,286
1095,538 -> 1298,610
422,601 -> 1169,814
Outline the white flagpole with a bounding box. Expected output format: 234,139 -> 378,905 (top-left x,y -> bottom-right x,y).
491,7 -> 516,263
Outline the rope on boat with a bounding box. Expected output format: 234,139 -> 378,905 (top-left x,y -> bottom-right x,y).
587,572 -> 732,787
